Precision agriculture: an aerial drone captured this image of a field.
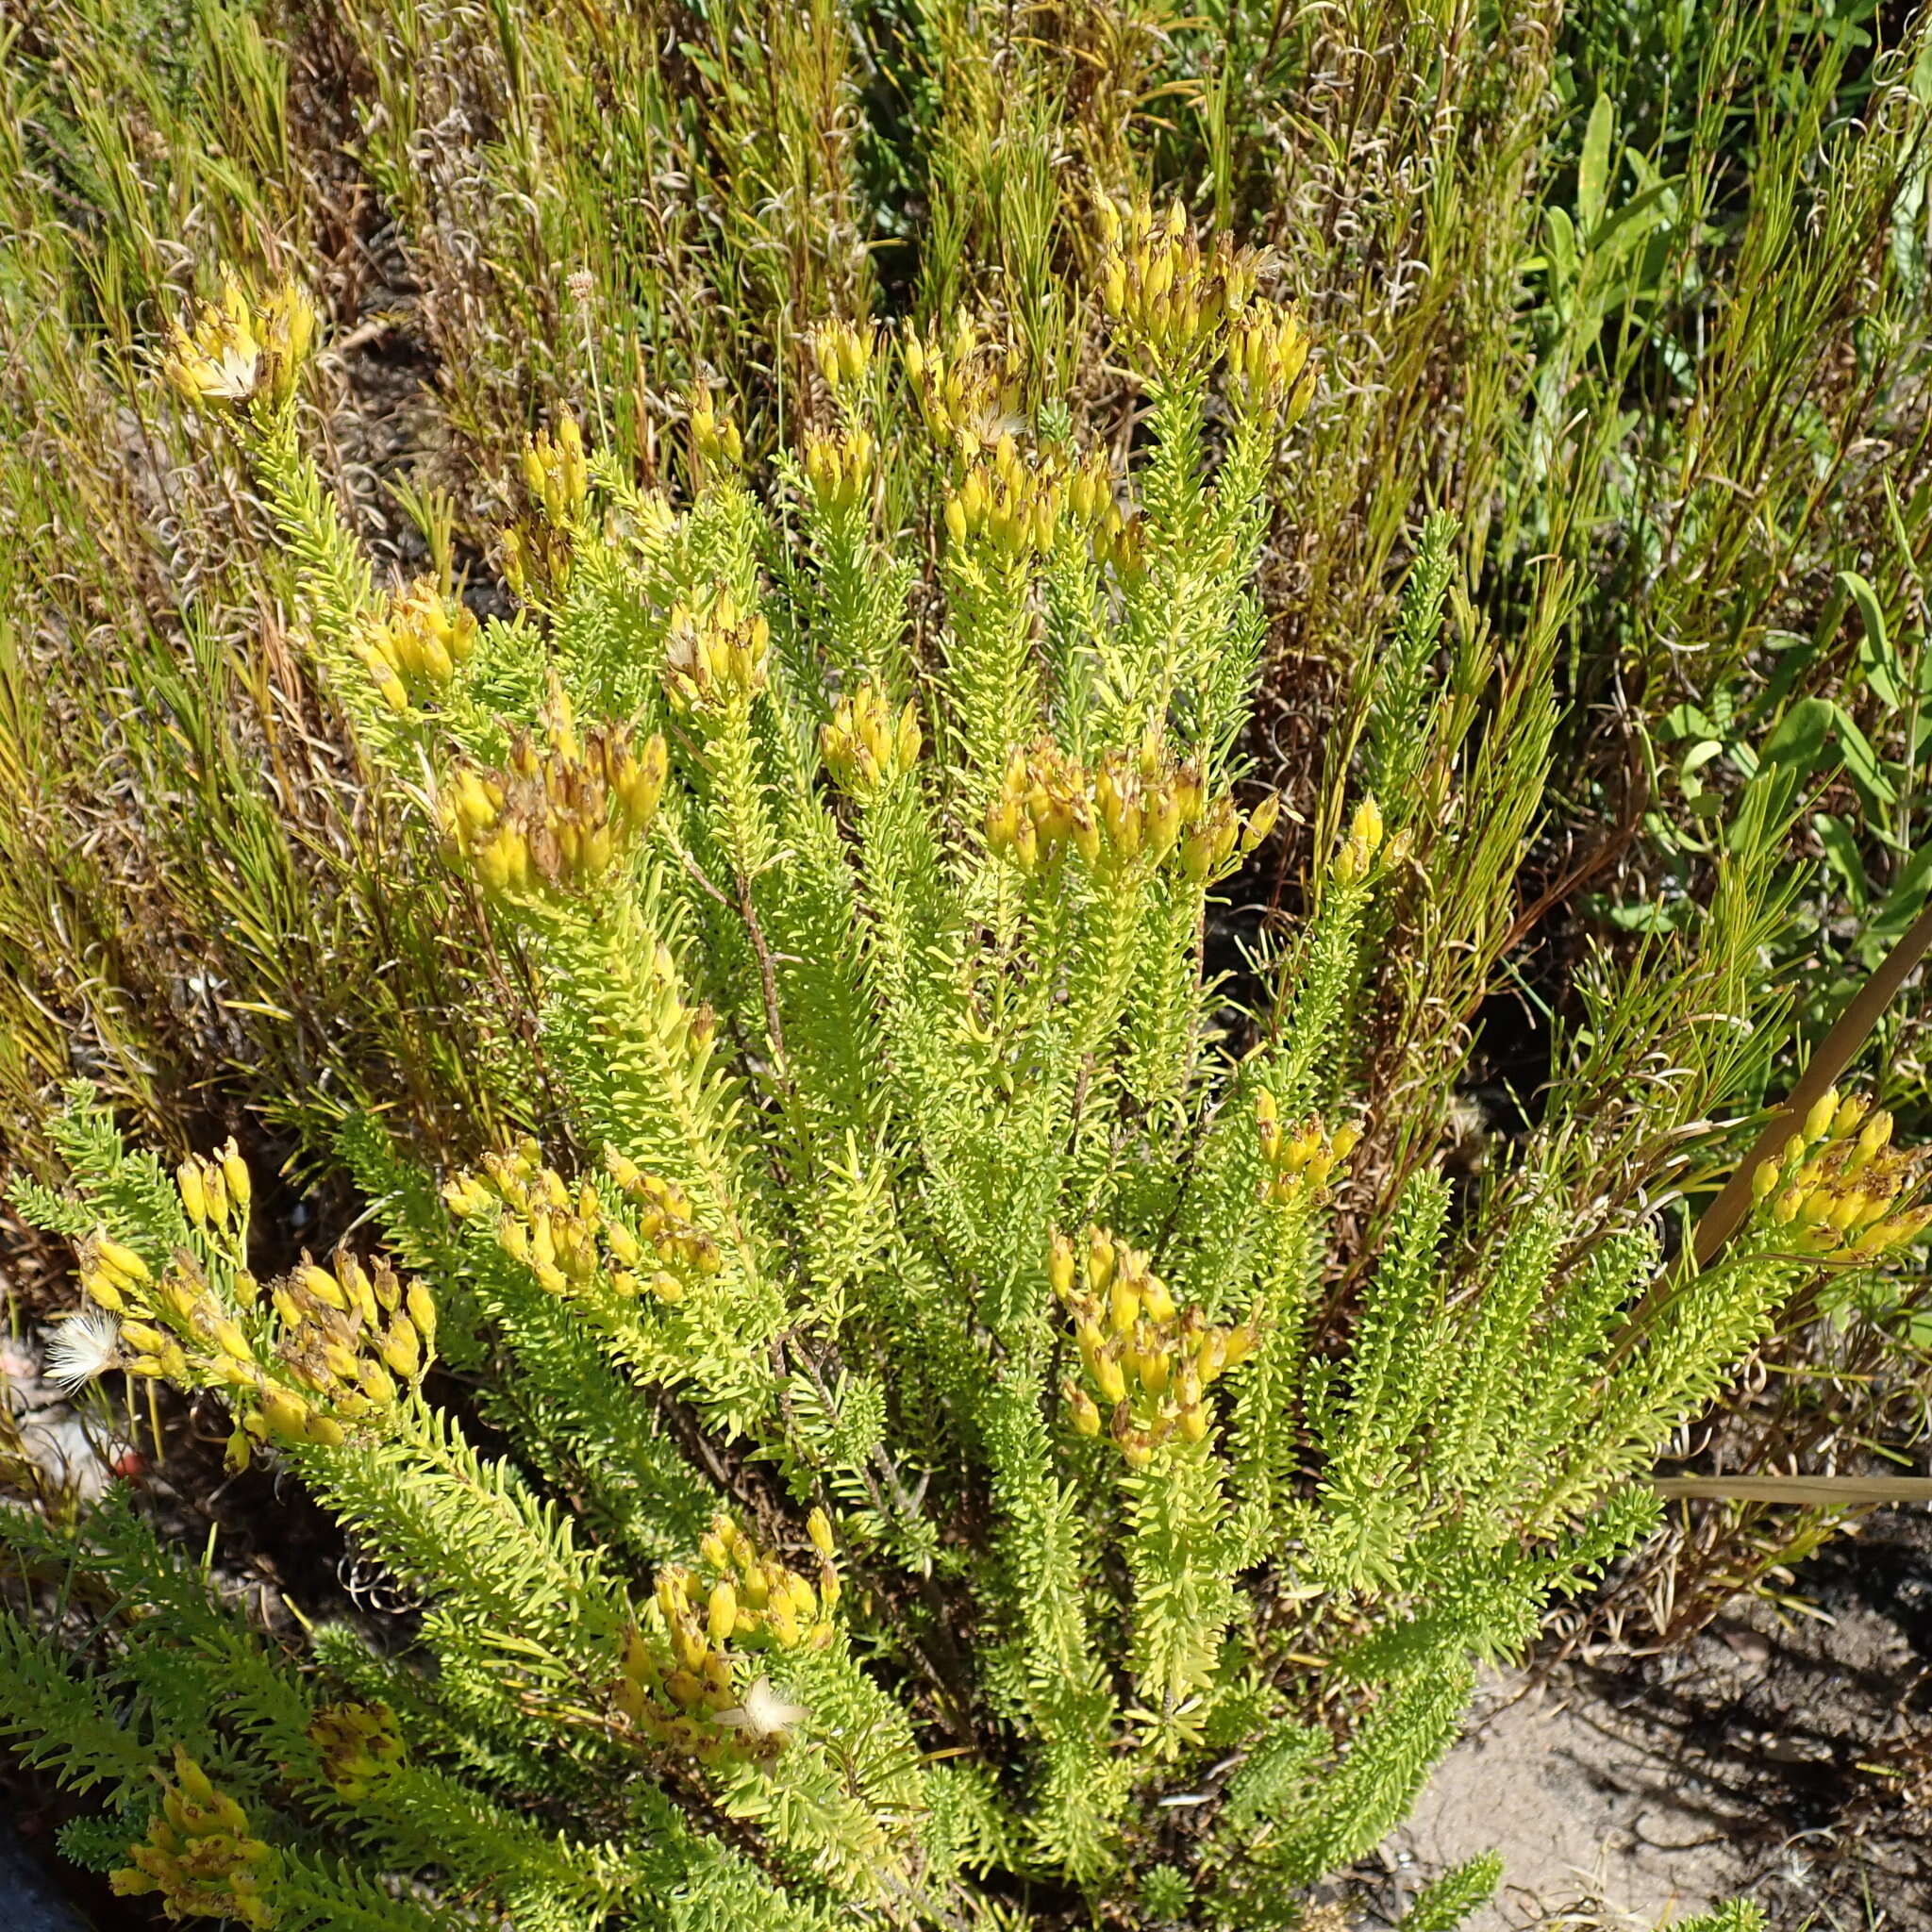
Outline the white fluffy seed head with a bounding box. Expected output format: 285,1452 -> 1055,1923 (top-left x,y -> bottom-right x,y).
42,1308 -> 123,1394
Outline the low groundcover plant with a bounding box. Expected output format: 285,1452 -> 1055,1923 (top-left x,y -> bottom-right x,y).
1,207 -> 1892,1931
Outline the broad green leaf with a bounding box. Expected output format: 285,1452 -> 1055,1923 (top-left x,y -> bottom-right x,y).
1590,181 -> 1675,265
1832,704 -> 1897,812
1758,696 -> 1835,777
1839,570 -> 1902,711
1754,630 -> 1825,717
1811,812 -> 1869,908
1577,92 -> 1614,233
1871,843 -> 1932,943
1543,205 -> 1577,288
1606,897 -> 1693,933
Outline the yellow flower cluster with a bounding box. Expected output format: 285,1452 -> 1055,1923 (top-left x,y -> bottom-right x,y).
1224,307 -> 1317,423
689,381 -> 745,468
803,425 -> 875,512
941,436 -> 1119,562
498,514 -> 574,605
161,272 -> 314,414
1092,505 -> 1145,579
257,1248 -> 436,1441
306,1701 -> 407,1802
353,576 -> 479,713
902,314 -> 1024,456
811,318 -> 874,398
1749,1088 -> 1931,1257
110,1747 -> 279,1928
445,1141 -> 723,1307
985,735 -> 1277,884
1052,1227 -> 1257,1468
81,1210 -> 428,1465
499,416 -> 591,603
663,590 -> 771,722
523,415 -> 589,527
75,1232 -> 153,1314
441,711 -> 667,896
1094,197 -> 1261,370
613,1510 -> 835,1763
175,1138 -> 253,1239
1255,1091 -> 1361,1207
821,681 -> 922,800
1332,796 -> 1388,885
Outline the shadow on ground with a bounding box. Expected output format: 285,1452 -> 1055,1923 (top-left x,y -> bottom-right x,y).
1358,1511 -> 1932,1929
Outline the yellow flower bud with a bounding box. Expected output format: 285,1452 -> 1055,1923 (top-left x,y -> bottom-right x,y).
1087,1227 -> 1115,1295
1048,1229 -> 1076,1300
1242,791 -> 1282,851
299,1262 -> 347,1311
259,1384 -> 310,1440
95,1236 -> 152,1285
807,1507 -> 835,1560
1141,1274 -> 1176,1324
83,1271 -> 126,1314
1094,1351 -> 1127,1406
1351,796 -> 1384,856
765,1595 -> 802,1649
405,1280 -> 436,1343
219,1141 -> 252,1218
213,1320 -> 255,1366
381,1317 -> 422,1381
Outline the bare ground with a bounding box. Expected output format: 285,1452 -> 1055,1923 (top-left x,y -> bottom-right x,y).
1357,1512 -> 1932,1931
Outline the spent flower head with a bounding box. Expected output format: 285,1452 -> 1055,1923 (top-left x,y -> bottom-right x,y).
822,682 -> 921,801
663,589 -> 771,721
162,271 -> 314,413
354,577 -> 479,713
811,317 -> 874,401
441,680 -> 664,896
902,314 -> 1024,456
110,1746 -> 279,1929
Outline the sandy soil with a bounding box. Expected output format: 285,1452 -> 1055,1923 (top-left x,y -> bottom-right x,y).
1362,1512 -> 1932,1931
1389,1671 -> 1754,1927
